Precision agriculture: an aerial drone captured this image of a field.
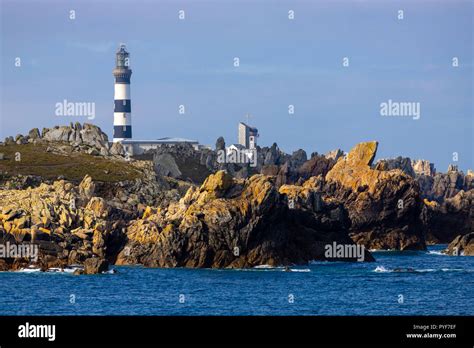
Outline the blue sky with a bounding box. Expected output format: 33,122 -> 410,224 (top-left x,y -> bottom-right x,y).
1,0 -> 473,172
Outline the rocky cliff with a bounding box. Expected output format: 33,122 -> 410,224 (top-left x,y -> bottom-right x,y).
421,190 -> 473,244
1,123 -> 473,271
445,232 -> 474,256
0,161 -> 187,272
4,122 -> 125,158
323,142 -> 425,250
116,171 -> 373,268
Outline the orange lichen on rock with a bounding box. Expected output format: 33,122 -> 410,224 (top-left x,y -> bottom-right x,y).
325,141 -> 409,194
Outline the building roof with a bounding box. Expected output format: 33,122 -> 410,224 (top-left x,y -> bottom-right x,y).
227,143 -> 246,150
121,137 -> 198,144
239,122 -> 258,133
157,137 -> 199,143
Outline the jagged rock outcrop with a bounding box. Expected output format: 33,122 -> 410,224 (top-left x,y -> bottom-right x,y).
4,123 -> 122,159
153,153 -> 182,178
326,141 -> 379,190
0,176 -> 122,270
445,233 -> 474,256
279,176 -> 326,213
215,136 -> 225,151
43,126 -> 73,143
421,190 -> 474,244
4,119 -> 471,264
325,149 -> 344,161
109,142 -> 125,156
412,159 -> 436,176
263,143 -> 281,166
466,171 -> 474,188
297,154 -> 336,182
290,149 -> 307,168
274,162 -> 292,187
128,139 -> 470,251
0,174 -> 44,190
0,163 -> 187,271
84,257 -> 109,274
414,164 -> 472,202
375,156 -> 415,177
146,143 -> 213,184
258,151 -> 335,188
79,174 -> 96,200
324,141 -> 425,250
116,170 -> 373,268
373,159 -> 474,224
430,167 -> 466,200
28,128 -> 41,140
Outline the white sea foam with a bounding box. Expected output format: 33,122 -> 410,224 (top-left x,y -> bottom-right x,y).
17,266 -> 83,274
427,250 -> 448,256
46,268 -> 65,273
374,266 -> 391,273
47,267 -> 83,274
253,265 -> 278,269
17,267 -> 42,273
373,266 -> 468,273
251,265 -> 310,272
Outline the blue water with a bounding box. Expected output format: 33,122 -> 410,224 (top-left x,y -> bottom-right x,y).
0,245 -> 473,315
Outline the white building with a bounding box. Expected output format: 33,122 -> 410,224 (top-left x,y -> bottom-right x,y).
238,122 -> 258,149
120,137 -> 204,156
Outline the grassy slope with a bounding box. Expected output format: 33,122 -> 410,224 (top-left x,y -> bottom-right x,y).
0,143 -> 142,182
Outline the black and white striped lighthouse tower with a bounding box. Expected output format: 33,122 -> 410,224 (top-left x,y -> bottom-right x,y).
113,44 -> 132,142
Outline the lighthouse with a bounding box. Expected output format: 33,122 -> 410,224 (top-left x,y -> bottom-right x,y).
110,43 -> 201,156
113,44 -> 132,142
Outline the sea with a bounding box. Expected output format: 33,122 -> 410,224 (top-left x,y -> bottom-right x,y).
0,245 -> 472,316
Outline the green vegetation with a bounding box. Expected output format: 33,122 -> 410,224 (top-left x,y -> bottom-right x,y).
0,143 -> 142,182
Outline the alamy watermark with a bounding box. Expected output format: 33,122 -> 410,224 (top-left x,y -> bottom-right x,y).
0,242 -> 38,262
325,242 -> 365,262
18,322 -> 55,342
217,148 -> 257,167
380,99 -> 420,120
55,99 -> 95,120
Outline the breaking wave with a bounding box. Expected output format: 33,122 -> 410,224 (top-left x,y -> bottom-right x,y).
16,267 -> 42,273
374,266 -> 391,273
374,266 -> 470,273
250,265 -> 310,272
427,250 -> 448,256
16,265 -> 87,274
